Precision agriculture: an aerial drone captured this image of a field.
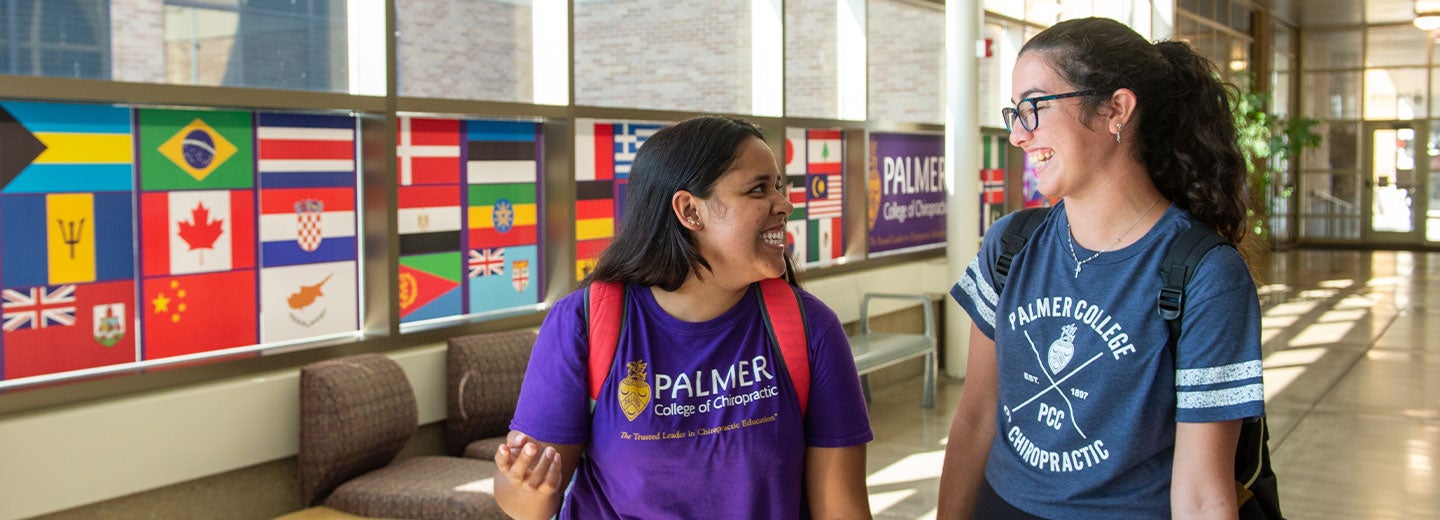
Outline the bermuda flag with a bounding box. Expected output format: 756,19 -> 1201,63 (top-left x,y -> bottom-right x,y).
397,116 -> 461,186
140,189 -> 256,276
806,129 -> 842,174
142,270 -> 257,360
784,128 -> 806,176
257,113 -> 357,268
0,191 -> 134,287
466,120 -> 538,185
0,100 -> 134,194
259,260 -> 358,343
806,173 -> 842,220
399,252 -> 461,323
2,280 -> 135,380
398,185 -> 461,256
469,244 -> 538,315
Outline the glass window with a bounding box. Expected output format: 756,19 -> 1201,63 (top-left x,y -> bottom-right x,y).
785,0 -> 839,119
163,0 -> 347,92
867,0 -> 943,124
573,0 -> 754,114
1025,0 -> 1061,25
1365,25 -> 1430,68
985,0 -> 1024,20
980,20 -> 1021,130
1364,67 -> 1428,120
397,0 -> 534,103
1303,71 -> 1361,120
1298,0 -> 1362,27
0,0 -> 109,79
1305,121 -> 1362,172
1302,29 -> 1363,70
1227,0 -> 1250,33
1300,172 -> 1361,240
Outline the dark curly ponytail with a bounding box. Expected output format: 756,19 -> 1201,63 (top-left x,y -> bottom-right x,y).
1020,18 -> 1249,244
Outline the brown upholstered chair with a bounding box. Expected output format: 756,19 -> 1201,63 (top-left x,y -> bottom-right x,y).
298,353 -> 506,519
445,329 -> 536,459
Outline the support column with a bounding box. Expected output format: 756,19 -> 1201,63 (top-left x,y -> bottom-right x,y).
944,0 -> 982,378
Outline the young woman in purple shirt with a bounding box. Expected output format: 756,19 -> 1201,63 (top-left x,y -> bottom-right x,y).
495,116 -> 874,519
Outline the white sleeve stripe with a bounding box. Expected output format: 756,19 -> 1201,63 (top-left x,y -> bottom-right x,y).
1177,383 -> 1264,409
967,257 -> 999,306
955,274 -> 996,329
1176,360 -> 1263,387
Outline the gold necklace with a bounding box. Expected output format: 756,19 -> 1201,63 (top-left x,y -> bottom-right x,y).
1065,198 -> 1163,278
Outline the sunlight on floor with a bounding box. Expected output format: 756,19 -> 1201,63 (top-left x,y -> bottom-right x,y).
866,450 -> 945,487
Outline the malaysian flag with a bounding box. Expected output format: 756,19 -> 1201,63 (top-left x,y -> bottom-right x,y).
469,248 -> 505,278
2,285 -> 77,331
807,173 -> 843,220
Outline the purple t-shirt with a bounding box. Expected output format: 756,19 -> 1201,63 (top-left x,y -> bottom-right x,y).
511,282 -> 873,519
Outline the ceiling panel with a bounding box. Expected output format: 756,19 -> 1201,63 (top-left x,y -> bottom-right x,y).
1366,0 -> 1418,24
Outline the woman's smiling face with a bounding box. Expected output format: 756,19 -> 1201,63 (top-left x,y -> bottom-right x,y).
692,137 -> 792,286
1007,52 -> 1114,199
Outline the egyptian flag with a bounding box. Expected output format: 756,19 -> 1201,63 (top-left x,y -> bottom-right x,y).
2,280 -> 136,380
398,185 -> 461,256
140,189 -> 256,276
141,270 -> 258,360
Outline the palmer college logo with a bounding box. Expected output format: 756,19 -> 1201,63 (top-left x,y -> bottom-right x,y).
618,360 -> 650,422
294,198 -> 324,252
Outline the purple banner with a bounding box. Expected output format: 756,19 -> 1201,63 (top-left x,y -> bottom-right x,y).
866,132 -> 947,254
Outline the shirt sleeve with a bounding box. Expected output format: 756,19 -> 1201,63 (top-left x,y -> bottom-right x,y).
797,291 -> 875,448
1173,245 -> 1266,423
949,212 -> 1021,339
509,290 -> 592,444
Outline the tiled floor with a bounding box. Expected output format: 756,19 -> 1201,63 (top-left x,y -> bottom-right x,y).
862,249 -> 1440,519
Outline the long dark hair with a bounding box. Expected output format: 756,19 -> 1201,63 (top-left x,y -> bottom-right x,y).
1020,17 -> 1249,244
586,115 -> 798,291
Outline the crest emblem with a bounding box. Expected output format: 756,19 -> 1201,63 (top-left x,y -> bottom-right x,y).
294,198 -> 325,252
1048,323 -> 1078,374
511,260 -> 529,292
92,303 -> 125,347
617,360 -> 650,421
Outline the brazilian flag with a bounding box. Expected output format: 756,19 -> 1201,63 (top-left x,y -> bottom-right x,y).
138,109 -> 254,191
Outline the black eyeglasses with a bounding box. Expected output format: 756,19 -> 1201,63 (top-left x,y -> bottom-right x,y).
1001,89 -> 1105,133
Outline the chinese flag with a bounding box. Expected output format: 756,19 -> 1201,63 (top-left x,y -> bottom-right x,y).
141,270 -> 257,360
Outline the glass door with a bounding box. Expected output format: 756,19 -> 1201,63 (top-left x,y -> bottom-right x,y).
1364,121 -> 1426,244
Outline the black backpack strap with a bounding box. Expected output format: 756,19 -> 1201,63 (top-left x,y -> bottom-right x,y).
1156,223 -> 1229,356
994,207 -> 1050,295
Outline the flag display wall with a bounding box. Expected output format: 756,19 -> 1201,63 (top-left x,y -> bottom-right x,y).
783,127 -> 846,266
573,118 -> 666,280
0,99 -> 368,386
396,117 -> 544,325
980,132 -> 1006,236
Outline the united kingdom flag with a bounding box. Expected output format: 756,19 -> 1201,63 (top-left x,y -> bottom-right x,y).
468,248 -> 505,278
2,285 -> 78,331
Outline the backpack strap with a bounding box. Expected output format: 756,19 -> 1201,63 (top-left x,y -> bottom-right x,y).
585,279 -> 811,416
1155,224 -> 1229,354
586,280 -> 626,403
757,278 -> 810,416
994,207 -> 1051,294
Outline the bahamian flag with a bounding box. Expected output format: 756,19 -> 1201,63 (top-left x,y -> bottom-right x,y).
138,109 -> 254,191
0,101 -> 134,193
0,192 -> 134,287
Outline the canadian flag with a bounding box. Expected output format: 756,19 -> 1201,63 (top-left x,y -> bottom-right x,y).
141,190 -> 255,276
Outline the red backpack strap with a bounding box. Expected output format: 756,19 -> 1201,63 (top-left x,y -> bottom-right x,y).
587,280 -> 626,402
757,278 -> 810,416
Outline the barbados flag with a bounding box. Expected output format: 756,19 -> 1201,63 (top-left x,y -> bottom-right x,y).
0,192 -> 134,287
0,101 -> 133,193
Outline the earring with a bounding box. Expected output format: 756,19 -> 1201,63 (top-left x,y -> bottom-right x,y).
1114,122 -> 1123,143
688,218 -> 702,229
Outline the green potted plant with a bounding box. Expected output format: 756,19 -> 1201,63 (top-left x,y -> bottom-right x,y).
1232,72 -> 1323,247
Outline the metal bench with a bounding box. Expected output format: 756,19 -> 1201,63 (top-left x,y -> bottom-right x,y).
848,293 -> 937,408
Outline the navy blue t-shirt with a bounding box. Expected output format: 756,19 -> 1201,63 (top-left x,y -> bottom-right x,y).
950,202 -> 1264,519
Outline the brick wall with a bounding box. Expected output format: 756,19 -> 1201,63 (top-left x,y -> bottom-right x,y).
785,0 -> 838,118
111,0 -> 165,83
867,0 -> 944,124
399,0 -> 532,102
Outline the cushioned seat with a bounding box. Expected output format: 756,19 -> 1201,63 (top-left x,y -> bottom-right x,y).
299,353 -> 505,520
445,330 -> 536,459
